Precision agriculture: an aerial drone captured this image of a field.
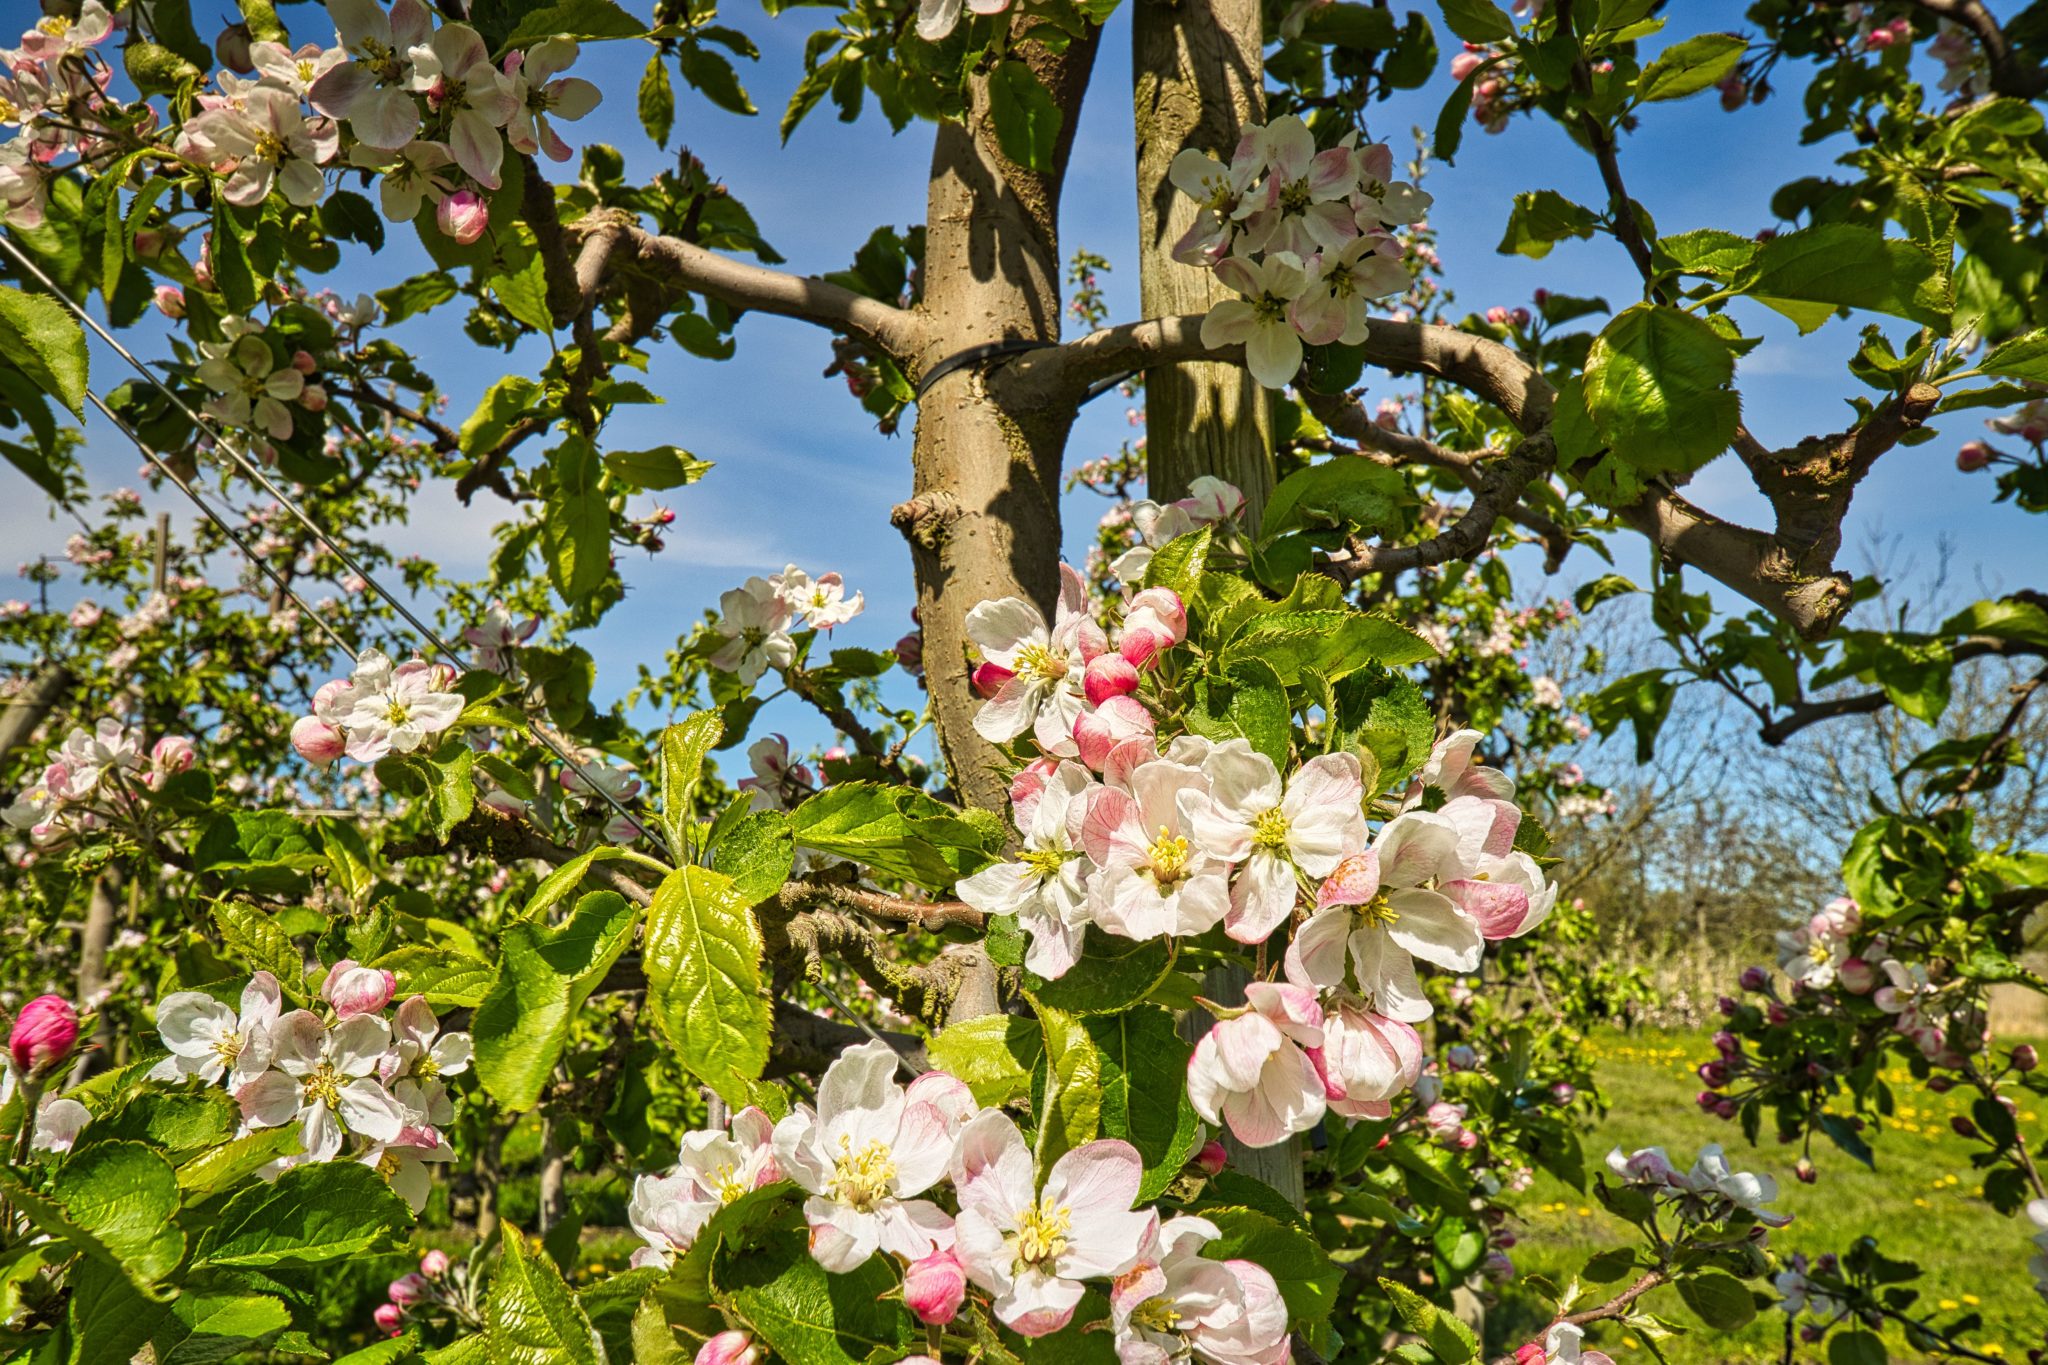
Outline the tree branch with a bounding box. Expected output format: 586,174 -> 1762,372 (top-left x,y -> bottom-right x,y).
1320,433 -> 1558,582
579,222 -> 926,364
1908,0 -> 2045,98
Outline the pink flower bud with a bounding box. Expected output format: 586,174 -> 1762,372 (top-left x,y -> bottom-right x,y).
388,1273 -> 428,1305
893,632 -> 923,674
1697,1060 -> 1729,1087
1119,588 -> 1187,669
1738,966 -> 1769,992
1794,1157 -> 1816,1184
2015,1044 -> 2039,1073
970,661 -> 1014,699
1449,51 -> 1484,80
1695,1089 -> 1720,1112
1957,440 -> 1993,472
323,959 -> 397,1019
1511,307 -> 1531,327
1194,1139 -> 1227,1176
1716,995 -> 1738,1016
1485,305 -> 1510,325
420,1249 -> 451,1277
1927,1074 -> 1954,1094
151,735 -> 196,775
436,190 -> 490,246
372,1303 -> 403,1336
194,235 -> 215,290
152,284 -> 185,319
1083,652 -> 1139,705
8,995 -> 78,1079
1074,694 -> 1155,771
1718,73 -> 1747,111
695,1332 -> 759,1365
1836,957 -> 1876,993
1951,1115 -> 1979,1139
299,384 -> 329,412
215,23 -> 254,73
1532,288 -> 1549,304
902,1248 -> 967,1325
290,715 -> 346,767
291,350 -> 318,375
1766,1002 -> 1791,1026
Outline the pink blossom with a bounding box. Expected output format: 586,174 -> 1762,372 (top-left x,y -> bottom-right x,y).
965,563 -> 1106,757
1194,1140 -> 1227,1176
1109,1214 -> 1290,1365
951,1111 -> 1152,1337
291,716 -> 346,766
420,1249 -> 450,1276
1188,741 -> 1368,945
1187,982 -> 1326,1148
957,762 -> 1092,980
9,994 -> 78,1078
372,1302 -> 403,1335
1118,587 -> 1187,668
153,284 -> 185,318
150,735 -> 196,778
1082,755 -> 1232,940
695,1334 -> 759,1365
387,1272 -> 428,1305
1309,999 -> 1423,1120
1957,440 -> 1992,471
504,39 -> 601,162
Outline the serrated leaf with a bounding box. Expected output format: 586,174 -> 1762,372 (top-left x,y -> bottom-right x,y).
643,866 -> 770,1104
1582,303 -> 1738,477
988,61 -> 1062,172
1676,1270 -> 1757,1330
0,285 -> 87,419
488,1228 -> 606,1365
1083,1006 -> 1201,1200
658,711 -> 723,863
927,1014 -> 1042,1108
1637,32 -> 1746,102
0,1141 -> 183,1291
196,1160 -> 411,1268
474,890 -> 640,1111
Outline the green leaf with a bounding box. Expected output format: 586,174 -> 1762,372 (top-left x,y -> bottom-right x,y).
504,0 -> 647,45
928,1014 -> 1043,1108
1676,1270 -> 1757,1330
1036,1006 -> 1103,1167
638,52 -> 675,146
488,1228 -> 605,1365
678,45 -> 756,116
491,251 -> 553,332
713,1210 -> 916,1363
1637,32 -> 1746,102
175,1126 -> 302,1195
0,285 -> 88,418
604,445 -> 712,489
1735,223 -> 1952,334
321,189 -> 386,252
1980,329 -> 2048,383
1497,190 -> 1599,259
987,61 -> 1062,173
1227,610 -> 1437,683
1436,0 -> 1514,43
94,1090 -> 236,1156
475,890 -> 640,1111
197,1160 -> 411,1268
1197,1208 -> 1340,1325
658,712 -> 723,863
709,809 -> 796,904
1083,1007 -> 1201,1200
542,438 -> 610,603
154,1291 -> 292,1364
1829,1331 -> 1889,1365
1262,458 -> 1409,535
1024,929 -> 1175,1017
0,1141 -> 183,1291
377,270 -> 459,324
210,901 -> 301,989
1143,526 -> 1213,600
1582,303 -> 1738,477
1299,3 -> 1400,48
643,866 -> 771,1104
1433,54 -> 1503,166
1378,1277 -> 1477,1362
788,782 -> 995,890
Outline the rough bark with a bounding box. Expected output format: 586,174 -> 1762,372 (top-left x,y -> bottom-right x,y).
1132,0 -> 1275,519
900,22 -> 1101,815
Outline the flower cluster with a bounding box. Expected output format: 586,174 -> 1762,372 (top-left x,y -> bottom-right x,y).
1169,116 -> 1431,387
2,719 -> 196,846
944,559 -> 1555,1148
290,647 -> 465,767
1604,1142 -> 1791,1228
710,563 -> 866,685
372,1247 -> 478,1337
627,1041 -> 1291,1358
150,966 -> 471,1209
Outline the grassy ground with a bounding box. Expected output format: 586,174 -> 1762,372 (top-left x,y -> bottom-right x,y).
1493,1031 -> 2044,1364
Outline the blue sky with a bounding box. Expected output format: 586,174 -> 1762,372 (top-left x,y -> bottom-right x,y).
14,0 -> 2047,764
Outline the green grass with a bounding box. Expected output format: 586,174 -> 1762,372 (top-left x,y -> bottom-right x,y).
1492,1030 -> 2042,1364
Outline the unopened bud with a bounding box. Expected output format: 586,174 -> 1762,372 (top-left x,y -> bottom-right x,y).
8,995 -> 78,1079
1194,1139 -> 1228,1176
901,1249 -> 967,1325
1950,1115 -> 1979,1139
1794,1158 -> 1816,1184
290,715 -> 346,767
2014,1044 -> 2039,1073
215,23 -> 254,73
1837,957 -> 1877,994
1084,652 -> 1140,706
1739,966 -> 1770,992
1957,440 -> 1993,472
420,1249 -> 451,1277
323,959 -> 397,1019
152,284 -> 185,319
695,1332 -> 760,1365
372,1302 -> 403,1335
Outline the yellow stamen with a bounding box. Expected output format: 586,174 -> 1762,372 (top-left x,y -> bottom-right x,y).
1250,806 -> 1291,852
1014,1198 -> 1071,1267
1146,826 -> 1191,885
830,1137 -> 896,1213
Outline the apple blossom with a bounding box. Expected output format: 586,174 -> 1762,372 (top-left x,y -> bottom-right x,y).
8,994 -> 78,1079
20,2 -> 116,62
772,1041 -> 958,1272
504,39 -> 601,162
152,284 -> 185,318
775,564 -> 866,630
957,760 -> 1093,978
1186,982 -> 1327,1147
1109,1214 -> 1291,1365
1168,134 -> 1266,266
1686,1144 -> 1792,1226
1188,741 -> 1368,944
1119,586 -> 1188,668
407,24 -> 518,187
1238,116 -> 1359,258
197,329 -> 306,440
1074,694 -> 1158,772
237,1011 -> 410,1161
711,576 -> 798,686
31,1096 -> 89,1154
310,0 -> 432,149
1200,252 -> 1313,389
360,1128 -> 456,1210
291,715 -> 347,766
951,1110 -> 1153,1337
965,563 -> 1106,756
1285,811 -> 1483,1021
1086,652 -> 1141,705
463,599 -> 540,671
1083,755 -> 1234,940
1443,848 -> 1557,941
1310,997 -> 1424,1120
150,971 -> 282,1088
628,1109 -> 781,1265
1542,1323 -> 1615,1365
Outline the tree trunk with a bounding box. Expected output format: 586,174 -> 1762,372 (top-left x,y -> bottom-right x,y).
1132,0 -> 1275,522
901,23 -> 1101,814
1181,962 -> 1305,1205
